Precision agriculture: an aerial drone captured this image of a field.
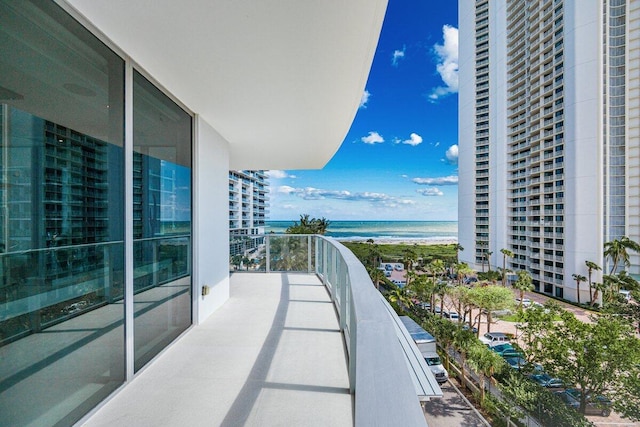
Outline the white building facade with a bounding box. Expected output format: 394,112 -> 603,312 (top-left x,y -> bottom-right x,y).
229,170 -> 269,257
459,0 -> 640,302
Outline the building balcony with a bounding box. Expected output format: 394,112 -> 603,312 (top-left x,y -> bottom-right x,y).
80,235 -> 440,426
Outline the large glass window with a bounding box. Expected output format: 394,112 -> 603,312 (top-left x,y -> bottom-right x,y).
132,71 -> 192,372
0,1 -> 125,426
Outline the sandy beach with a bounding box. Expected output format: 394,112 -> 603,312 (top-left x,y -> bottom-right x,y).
338,238 -> 458,246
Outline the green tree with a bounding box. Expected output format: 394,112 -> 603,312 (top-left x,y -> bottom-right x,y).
231,254 -> 243,270
585,260 -> 601,305
286,214 -> 330,235
603,236 -> 640,274
403,246 -> 418,272
512,270 -> 533,309
366,240 -> 382,269
452,328 -> 477,391
527,311 -> 640,419
515,301 -> 561,364
409,275 -> 436,310
590,281 -> 606,308
468,343 -> 506,404
571,273 -> 586,305
468,285 -> 514,333
500,248 -> 514,286
387,284 -> 413,312
435,279 -> 449,316
486,250 -> 493,271
454,262 -> 473,286
368,267 -> 386,291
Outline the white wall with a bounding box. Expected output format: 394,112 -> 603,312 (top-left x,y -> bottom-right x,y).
193,116 -> 231,323
563,1 -> 603,294
457,0 -> 477,268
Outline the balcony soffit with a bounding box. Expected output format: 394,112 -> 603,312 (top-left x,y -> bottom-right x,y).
65,0 -> 388,170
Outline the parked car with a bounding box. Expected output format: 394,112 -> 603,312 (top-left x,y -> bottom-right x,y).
479,332 -> 511,347
490,343 -> 514,355
504,356 -> 528,370
445,310 -> 460,320
529,373 -> 564,388
515,297 -> 532,308
555,389 -> 612,416
501,349 -> 525,359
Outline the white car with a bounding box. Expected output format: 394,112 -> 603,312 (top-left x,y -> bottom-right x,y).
515,297 -> 531,307
479,332 -> 511,347
445,311 -> 460,320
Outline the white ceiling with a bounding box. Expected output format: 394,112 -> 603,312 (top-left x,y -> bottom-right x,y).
64,0 -> 388,170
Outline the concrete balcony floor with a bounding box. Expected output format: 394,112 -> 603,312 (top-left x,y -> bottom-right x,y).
82,272 -> 353,427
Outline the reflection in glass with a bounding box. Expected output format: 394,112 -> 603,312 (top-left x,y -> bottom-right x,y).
133,71 -> 192,372
0,1 -> 125,425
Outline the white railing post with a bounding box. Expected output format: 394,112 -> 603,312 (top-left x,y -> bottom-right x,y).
265,236 -> 270,272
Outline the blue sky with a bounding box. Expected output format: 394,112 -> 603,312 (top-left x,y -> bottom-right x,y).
269,2 -> 458,221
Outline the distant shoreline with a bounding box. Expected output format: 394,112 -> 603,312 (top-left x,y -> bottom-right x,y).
336,238 -> 457,246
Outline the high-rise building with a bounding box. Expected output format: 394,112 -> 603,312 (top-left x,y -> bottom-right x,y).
229,170 -> 269,257
459,0 -> 640,302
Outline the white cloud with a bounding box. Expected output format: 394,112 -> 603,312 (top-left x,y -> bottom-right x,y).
268,170 -> 296,179
417,187 -> 444,197
402,133 -> 423,146
429,25 -> 458,101
392,46 -> 406,66
277,185 -> 414,208
412,175 -> 458,185
445,144 -> 458,164
361,131 -> 384,144
434,142 -> 440,147
359,90 -> 371,108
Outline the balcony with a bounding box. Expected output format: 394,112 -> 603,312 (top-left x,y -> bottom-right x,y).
81,235 -> 439,426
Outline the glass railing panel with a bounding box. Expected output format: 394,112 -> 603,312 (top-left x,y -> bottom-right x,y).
133,236 -> 192,372
0,242 -> 125,427
268,235 -> 310,272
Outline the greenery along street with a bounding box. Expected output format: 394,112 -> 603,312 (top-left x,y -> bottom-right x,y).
341,235 -> 640,425
278,215 -> 640,423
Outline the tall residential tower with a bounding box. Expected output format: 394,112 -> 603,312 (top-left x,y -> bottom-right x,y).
229,170 -> 269,257
459,0 -> 640,302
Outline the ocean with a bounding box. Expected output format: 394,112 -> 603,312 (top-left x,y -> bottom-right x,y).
265,220 -> 458,244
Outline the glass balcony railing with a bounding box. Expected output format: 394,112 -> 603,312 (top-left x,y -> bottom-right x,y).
229,234 -> 438,426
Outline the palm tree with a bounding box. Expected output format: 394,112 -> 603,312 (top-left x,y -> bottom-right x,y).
468,344 -> 505,404
513,270 -> 533,309
403,247 -> 418,272
455,262 -> 473,286
368,267 -> 386,291
435,280 -> 449,316
571,273 -> 586,305
591,281 -> 606,307
585,260 -> 601,305
387,285 -> 413,311
500,248 -> 515,286
485,251 -> 493,271
453,328 -> 477,391
367,242 -> 382,269
603,236 -> 640,274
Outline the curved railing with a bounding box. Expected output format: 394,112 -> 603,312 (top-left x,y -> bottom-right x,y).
231,234 -> 430,426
